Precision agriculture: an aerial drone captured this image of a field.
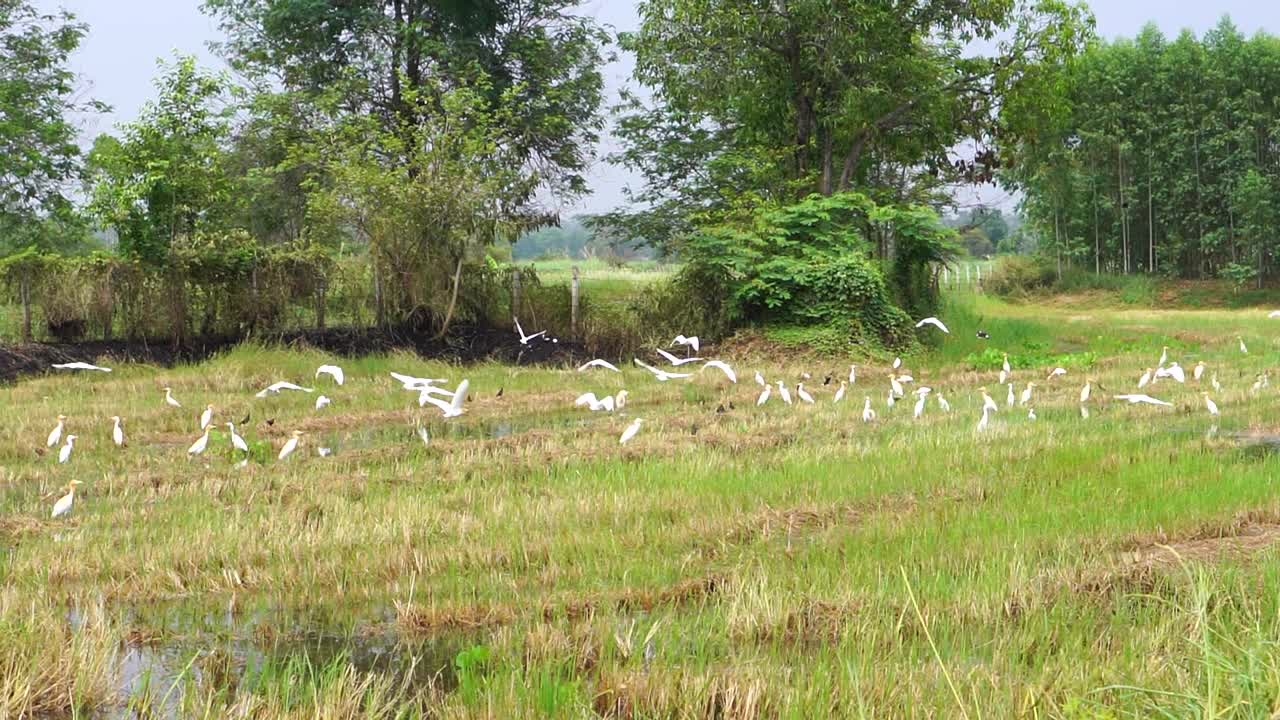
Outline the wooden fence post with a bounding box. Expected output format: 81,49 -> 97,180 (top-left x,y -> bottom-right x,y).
570,266 -> 581,338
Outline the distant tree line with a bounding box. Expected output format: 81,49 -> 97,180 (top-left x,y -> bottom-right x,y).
1004,17 -> 1280,286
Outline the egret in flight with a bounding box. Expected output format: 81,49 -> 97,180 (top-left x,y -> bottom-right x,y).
635,359 -> 691,382
701,360 -> 737,383
316,364 -> 345,385
514,317 -> 545,345
655,348 -> 703,366
671,335 -> 700,353
575,392 -> 616,412
578,359 -> 620,373
915,317 -> 950,333
1114,394 -> 1174,407
52,361 -> 111,372
47,415 -> 66,448
1046,367 -> 1066,381
255,381 -> 314,398
51,480 -> 83,519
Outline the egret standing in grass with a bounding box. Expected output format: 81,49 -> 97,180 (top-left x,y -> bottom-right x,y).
110,416 -> 125,447
47,415 -> 66,447
833,381 -> 847,403
1006,383 -> 1015,408
278,430 -> 305,460
51,480 -> 82,519
1212,373 -> 1222,393
777,381 -> 792,405
913,393 -> 927,419
862,397 -> 876,423
756,382 -> 772,406
57,435 -> 77,464
937,394 -> 951,412
980,387 -> 998,414
796,383 -> 815,404
977,406 -> 992,433
1080,378 -> 1093,405
227,422 -> 249,454
200,404 -> 215,431
164,387 -> 181,408
619,418 -> 643,445
1138,368 -> 1153,389
848,365 -> 857,384
1194,361 -> 1206,382
1000,353 -> 1011,385
1019,382 -> 1036,406
1202,392 -> 1220,417
188,427 -> 212,457
1240,336 -> 1249,354
889,374 -> 905,398
315,395 -> 331,410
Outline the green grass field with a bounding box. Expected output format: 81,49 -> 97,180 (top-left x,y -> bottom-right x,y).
7,292 -> 1280,717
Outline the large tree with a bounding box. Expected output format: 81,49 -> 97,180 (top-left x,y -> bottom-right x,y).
0,0 -> 103,250
606,0 -> 1092,248
201,0 -> 608,203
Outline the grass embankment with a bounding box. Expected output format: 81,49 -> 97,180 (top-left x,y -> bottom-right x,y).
5,296 -> 1280,715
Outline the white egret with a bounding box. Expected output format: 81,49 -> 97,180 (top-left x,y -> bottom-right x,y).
188,427 -> 212,456
1212,373 -> 1222,393
1028,407 -> 1037,421
58,435 -> 77,464
514,317 -> 546,345
318,447 -> 333,457
1002,353 -> 1011,375
417,426 -> 430,447
655,348 -> 703,366
578,359 -> 621,373
848,365 -> 857,384
754,371 -> 766,387
671,335 -> 700,353
980,387 -> 998,414
1080,378 -> 1092,404
634,358 -> 692,382
390,372 -> 448,390
833,381 -> 847,403
51,480 -> 83,519
421,380 -> 469,418
937,394 -> 951,412
1240,336 -> 1249,354
575,392 -> 616,412
887,390 -> 896,409
1202,392 -> 1220,417
615,390 -> 629,409
1114,394 -> 1174,407
913,394 -> 927,419
701,360 -> 737,383
1193,361 -> 1206,382
914,317 -> 950,334
200,404 -> 215,431
1080,406 -> 1090,419
278,430 -> 305,460
896,374 -> 915,384
46,415 -> 66,447
52,361 -> 111,372
1046,367 -> 1066,381
998,368 -> 1007,385
862,397 -> 877,422
1019,382 -> 1036,406
796,383 -> 815,404
777,381 -> 793,405
417,384 -> 455,406
255,381 -> 314,398
110,416 -> 125,447
1156,363 -> 1186,383
619,418 -> 643,445
1006,383 -> 1015,408
889,374 -> 905,398
977,407 -> 991,433
315,395 -> 331,410
1158,345 -> 1169,367
315,364 -> 345,385
227,422 -> 249,453
164,387 -> 182,408
756,383 -> 772,406
892,357 -> 902,369
1137,368 -> 1153,389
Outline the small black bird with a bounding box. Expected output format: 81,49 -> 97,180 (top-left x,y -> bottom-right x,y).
496,387 -> 504,398
823,374 -> 833,386
728,401 -> 735,410
240,412 -> 250,425
265,418 -> 275,427
716,403 -> 726,414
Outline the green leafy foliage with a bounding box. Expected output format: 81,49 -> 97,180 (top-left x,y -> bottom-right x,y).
965,344 -> 1098,372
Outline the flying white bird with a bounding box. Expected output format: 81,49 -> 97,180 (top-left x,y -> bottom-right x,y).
58,435 -> 77,464
1046,367 -> 1067,380
255,381 -> 315,398
701,360 -> 737,383
1020,383 -> 1036,406
420,379 -> 469,418
833,381 -> 847,403
914,317 -> 950,333
227,422 -> 249,453
110,416 -> 125,447
164,387 -> 182,408
1156,363 -> 1186,384
937,394 -> 950,412
50,480 -> 82,519
51,361 -> 111,372
417,385 -> 456,406
655,348 -> 703,366
862,396 -> 877,422
315,364 -> 345,385
390,372 -> 447,390
514,317 -> 546,345
1193,361 -> 1206,382
278,430 -> 305,460
1239,336 -> 1249,354
634,358 -> 691,382
619,418 -> 644,445
1137,368 -> 1153,389
896,374 -> 915,384
315,395 -> 331,410
671,335 -> 700,353
47,415 -> 66,448
199,404 -> 215,431
1114,394 -> 1174,407
1202,392 -> 1220,417
796,383 -> 815,404
578,359 -> 620,373
575,392 -> 616,412
188,428 -> 211,457
756,383 -> 772,406
777,381 -> 793,405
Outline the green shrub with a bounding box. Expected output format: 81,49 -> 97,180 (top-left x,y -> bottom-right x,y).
985,256 -> 1055,297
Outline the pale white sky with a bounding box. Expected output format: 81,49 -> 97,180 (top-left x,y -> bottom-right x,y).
33,0 -> 1280,216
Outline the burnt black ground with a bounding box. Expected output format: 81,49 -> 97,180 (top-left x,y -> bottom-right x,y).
0,325 -> 585,383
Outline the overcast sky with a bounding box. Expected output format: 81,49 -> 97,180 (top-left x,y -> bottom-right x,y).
33,0 -> 1280,216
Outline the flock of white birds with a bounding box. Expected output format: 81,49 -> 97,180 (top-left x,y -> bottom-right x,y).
38,313 -> 1236,520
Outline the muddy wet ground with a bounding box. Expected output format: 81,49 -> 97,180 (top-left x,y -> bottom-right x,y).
0,324 -> 586,383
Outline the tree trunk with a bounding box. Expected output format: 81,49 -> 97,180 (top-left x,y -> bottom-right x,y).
374,260 -> 385,328
1054,210 -> 1062,281
819,127 -> 834,196
432,256 -> 464,341
19,276 -> 32,343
